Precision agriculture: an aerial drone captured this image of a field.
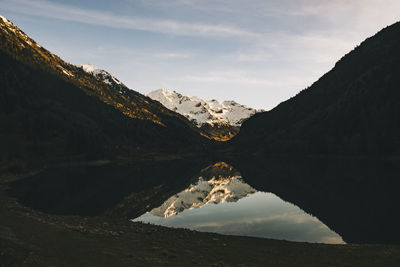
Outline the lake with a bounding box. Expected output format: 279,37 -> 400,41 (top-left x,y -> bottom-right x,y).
133,187 -> 345,244
7,157 -> 400,244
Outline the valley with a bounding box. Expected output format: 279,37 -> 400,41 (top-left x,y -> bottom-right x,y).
1,10 -> 400,267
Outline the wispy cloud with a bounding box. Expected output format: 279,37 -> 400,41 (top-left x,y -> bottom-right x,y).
181,70 -> 308,88
140,0 -> 400,21
1,0 -> 260,39
152,52 -> 193,59
137,0 -> 297,17
2,0 -> 399,110
183,71 -> 270,86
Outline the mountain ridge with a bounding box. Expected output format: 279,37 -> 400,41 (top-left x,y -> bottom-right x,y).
147,88 -> 261,141
232,21 -> 400,156
0,15 -> 209,164
77,61 -> 259,141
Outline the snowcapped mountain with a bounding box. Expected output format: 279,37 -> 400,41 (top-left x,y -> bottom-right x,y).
150,174 -> 256,218
78,64 -> 261,141
80,64 -> 130,94
0,14 -> 210,159
147,89 -> 258,127
147,89 -> 261,140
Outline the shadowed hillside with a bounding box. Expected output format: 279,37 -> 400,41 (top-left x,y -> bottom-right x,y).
232,21 -> 400,156
0,17 -> 209,165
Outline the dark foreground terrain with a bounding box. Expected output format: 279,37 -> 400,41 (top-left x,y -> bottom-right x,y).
1,170 -> 399,267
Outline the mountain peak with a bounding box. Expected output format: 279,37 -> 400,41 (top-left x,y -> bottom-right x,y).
147,88 -> 260,127
80,64 -> 99,73
0,15 -> 10,24
0,17 -> 210,161
0,15 -> 39,49
79,64 -> 129,92
147,88 -> 261,141
80,64 -> 123,86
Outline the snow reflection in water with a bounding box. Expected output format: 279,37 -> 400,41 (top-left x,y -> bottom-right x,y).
133,162 -> 345,244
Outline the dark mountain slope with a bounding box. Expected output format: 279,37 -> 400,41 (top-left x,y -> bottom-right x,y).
233,21 -> 400,156
0,17 -> 208,163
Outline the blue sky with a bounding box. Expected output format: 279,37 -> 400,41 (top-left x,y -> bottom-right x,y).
1,0 -> 400,109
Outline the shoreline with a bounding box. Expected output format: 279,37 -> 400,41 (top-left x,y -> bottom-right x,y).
1,182 -> 399,266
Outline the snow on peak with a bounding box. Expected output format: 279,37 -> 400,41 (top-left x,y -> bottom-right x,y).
0,15 -> 44,49
80,64 -> 123,86
0,15 -> 13,28
80,64 -> 98,74
150,175 -> 256,218
147,89 -> 260,127
0,15 -> 16,33
0,15 -> 9,23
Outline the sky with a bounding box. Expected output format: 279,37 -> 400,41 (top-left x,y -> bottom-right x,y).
1,0 -> 400,109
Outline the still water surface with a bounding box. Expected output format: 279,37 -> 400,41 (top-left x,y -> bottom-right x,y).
133,171 -> 344,244
8,158 -> 400,244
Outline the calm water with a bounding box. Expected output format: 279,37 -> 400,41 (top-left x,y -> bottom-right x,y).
7,158 -> 400,244
133,176 -> 345,244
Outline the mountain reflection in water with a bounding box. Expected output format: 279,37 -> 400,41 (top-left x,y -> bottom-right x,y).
149,162 -> 256,218
150,176 -> 256,218
133,162 -> 345,244
7,157 -> 400,245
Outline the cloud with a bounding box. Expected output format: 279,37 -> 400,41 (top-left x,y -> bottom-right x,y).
182,72 -> 271,86
137,0 -> 305,17
1,0 -> 260,39
181,70 -> 308,88
152,52 -> 193,59
3,0 -> 400,110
